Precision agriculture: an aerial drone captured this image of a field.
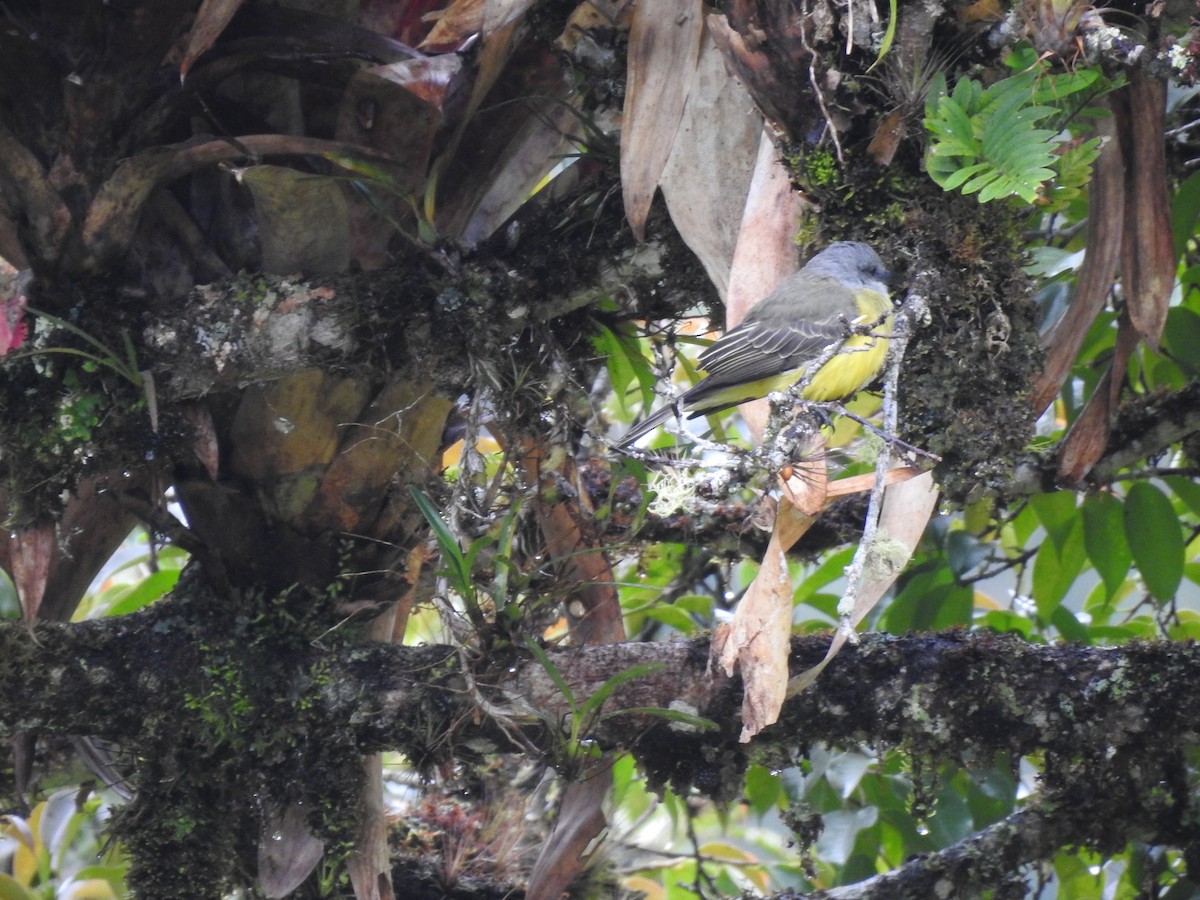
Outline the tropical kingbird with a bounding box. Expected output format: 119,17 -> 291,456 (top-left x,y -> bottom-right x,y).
619,241 -> 893,446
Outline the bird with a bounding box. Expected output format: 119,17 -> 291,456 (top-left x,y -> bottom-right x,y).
618,241 -> 893,446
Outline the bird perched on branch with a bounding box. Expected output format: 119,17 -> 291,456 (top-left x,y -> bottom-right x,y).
618,241 -> 893,446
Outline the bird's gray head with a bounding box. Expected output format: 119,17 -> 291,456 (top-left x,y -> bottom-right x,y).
805,241 -> 890,289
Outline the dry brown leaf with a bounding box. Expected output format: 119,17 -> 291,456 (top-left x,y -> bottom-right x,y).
335,55 -> 463,171
1119,71 -> 1173,350
956,0 -> 1006,23
182,403 -> 220,480
526,759 -> 613,900
844,470 -> 939,626
482,0 -> 540,33
334,55 -> 463,266
659,26 -> 762,298
9,524 -> 53,625
257,801 -> 326,898
304,378 -> 449,533
867,108 -> 907,167
237,165 -> 351,275
391,544 -> 433,643
514,438 -> 625,645
823,465 -> 922,499
180,0 -> 247,80
558,0 -> 635,51
229,371 -> 371,527
620,0 -> 704,240
420,0 -> 484,50
454,95 -> 580,245
712,455 -> 826,741
421,0 -> 537,50
723,130 -> 811,436
1057,311 -> 1139,482
430,12 -> 551,240
1031,112 -> 1122,415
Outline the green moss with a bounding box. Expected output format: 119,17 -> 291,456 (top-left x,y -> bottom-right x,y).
106,580 -> 369,896
804,148 -> 839,187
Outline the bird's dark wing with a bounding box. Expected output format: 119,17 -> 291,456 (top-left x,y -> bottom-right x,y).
696,316 -> 844,387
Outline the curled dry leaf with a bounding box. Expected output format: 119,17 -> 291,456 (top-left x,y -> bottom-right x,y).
1031,112 -> 1122,416
1118,71 -> 1173,350
620,0 -> 704,240
1057,311 -> 1139,482
420,0 -> 538,51
457,99 -> 583,245
237,165 -> 351,275
180,0 -> 247,80
712,455 -> 826,742
81,135 -> 405,272
722,130 -> 811,437
182,403 -> 220,481
258,801 -> 325,899
659,27 -> 762,298
8,524 -> 54,625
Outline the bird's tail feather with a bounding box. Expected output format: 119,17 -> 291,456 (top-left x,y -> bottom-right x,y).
617,402 -> 681,447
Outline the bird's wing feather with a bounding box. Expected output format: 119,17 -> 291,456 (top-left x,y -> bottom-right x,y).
696,316 -> 844,386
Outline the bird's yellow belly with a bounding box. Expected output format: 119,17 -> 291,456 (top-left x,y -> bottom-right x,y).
797,327 -> 891,400
693,324 -> 891,411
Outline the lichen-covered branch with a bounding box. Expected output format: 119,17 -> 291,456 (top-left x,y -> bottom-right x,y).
5,605 -> 1200,894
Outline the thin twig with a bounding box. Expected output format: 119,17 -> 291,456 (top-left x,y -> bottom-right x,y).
835,293 -> 926,632
800,0 -> 846,164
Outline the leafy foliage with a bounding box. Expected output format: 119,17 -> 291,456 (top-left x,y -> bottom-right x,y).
0,791 -> 129,899
925,47 -> 1107,208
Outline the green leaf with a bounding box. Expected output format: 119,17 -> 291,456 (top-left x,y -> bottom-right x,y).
605,706 -> 718,731
0,873 -> 39,900
593,321 -> 656,416
581,662 -> 665,722
1081,493 -> 1131,599
1124,482 -> 1184,602
946,529 -> 989,579
923,62 -> 1112,206
924,71 -> 949,120
1051,605 -> 1091,643
409,486 -> 473,598
1164,307 -> 1200,376
1029,491 -> 1078,548
641,604 -> 700,634
794,547 -> 855,606
1164,475 -> 1200,517
744,764 -> 784,816
979,609 -> 1034,637
1031,514 -> 1086,618
883,562 -> 972,631
1042,138 -> 1102,213
524,637 -> 577,713
1172,170 -> 1200,257
104,568 -> 182,617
